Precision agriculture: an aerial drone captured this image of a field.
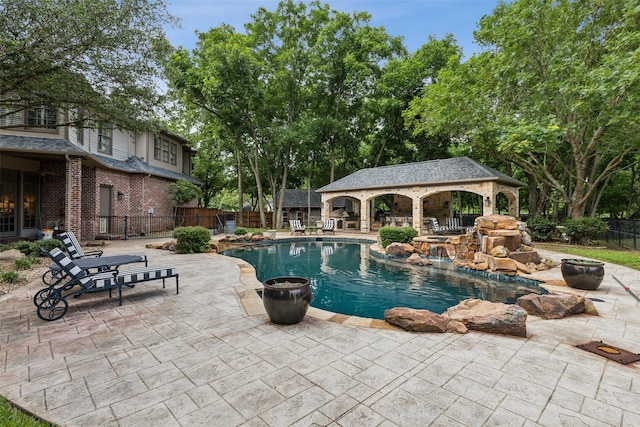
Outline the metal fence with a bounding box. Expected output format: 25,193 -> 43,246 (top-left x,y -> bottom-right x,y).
605,218 -> 640,250
96,215 -> 227,240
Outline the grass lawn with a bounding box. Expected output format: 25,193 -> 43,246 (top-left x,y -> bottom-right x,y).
0,397 -> 54,427
535,242 -> 640,271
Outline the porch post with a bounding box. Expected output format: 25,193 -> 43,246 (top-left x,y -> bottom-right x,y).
65,157 -> 82,240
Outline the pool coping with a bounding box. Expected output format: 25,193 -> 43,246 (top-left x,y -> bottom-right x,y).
223,236 -> 557,329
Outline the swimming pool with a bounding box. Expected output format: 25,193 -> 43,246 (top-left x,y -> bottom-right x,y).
224,240 -> 546,320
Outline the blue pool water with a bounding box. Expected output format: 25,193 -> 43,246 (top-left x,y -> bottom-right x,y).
224,240 -> 546,320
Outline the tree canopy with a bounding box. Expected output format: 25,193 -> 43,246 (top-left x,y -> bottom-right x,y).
167,0 -> 458,225
405,0 -> 640,218
0,0 -> 176,130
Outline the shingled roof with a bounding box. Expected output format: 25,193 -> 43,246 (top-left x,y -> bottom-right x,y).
317,157 -> 523,193
0,134 -> 199,184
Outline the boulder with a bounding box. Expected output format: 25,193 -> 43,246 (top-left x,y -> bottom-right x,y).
484,236 -> 506,253
407,253 -> 432,266
444,299 -> 527,337
402,243 -> 415,254
487,256 -> 517,272
514,260 -> 536,274
385,242 -> 409,256
490,245 -> 510,258
0,249 -> 25,261
517,292 -> 593,319
385,307 -> 467,333
509,251 -> 541,265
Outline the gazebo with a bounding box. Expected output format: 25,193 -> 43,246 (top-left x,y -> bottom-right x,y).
316,157 -> 524,234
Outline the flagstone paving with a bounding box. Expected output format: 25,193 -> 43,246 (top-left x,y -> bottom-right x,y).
1,236 -> 639,426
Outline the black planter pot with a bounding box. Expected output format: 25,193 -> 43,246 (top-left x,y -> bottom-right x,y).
561,259 -> 605,290
262,276 -> 313,325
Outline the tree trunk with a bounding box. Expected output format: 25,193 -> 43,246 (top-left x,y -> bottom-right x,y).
236,152 -> 243,227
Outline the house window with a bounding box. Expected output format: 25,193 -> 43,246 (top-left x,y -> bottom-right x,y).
98,123 -> 113,154
27,107 -> 57,128
282,211 -> 288,224
0,104 -> 23,127
170,143 -> 177,165
162,140 -> 169,162
154,135 -> 161,160
76,127 -> 84,145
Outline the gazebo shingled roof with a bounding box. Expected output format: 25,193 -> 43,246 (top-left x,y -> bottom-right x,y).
317,157 -> 524,193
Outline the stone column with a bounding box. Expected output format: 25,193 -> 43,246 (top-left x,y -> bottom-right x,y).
359,197 -> 370,233
65,157 -> 83,240
412,195 -> 423,234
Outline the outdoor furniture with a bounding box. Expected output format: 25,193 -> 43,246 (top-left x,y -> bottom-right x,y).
322,219 -> 335,234
58,231 -> 103,259
289,220 -> 306,235
41,253 -> 148,287
35,248 -> 178,321
428,218 -> 449,235
446,217 -> 465,233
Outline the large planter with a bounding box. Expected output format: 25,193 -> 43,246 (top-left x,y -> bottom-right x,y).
561,259 -> 605,290
262,276 -> 313,324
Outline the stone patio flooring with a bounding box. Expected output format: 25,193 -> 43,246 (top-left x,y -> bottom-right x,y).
1,235 -> 639,426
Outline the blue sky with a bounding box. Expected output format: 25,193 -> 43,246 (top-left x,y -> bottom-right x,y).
164,0 -> 501,58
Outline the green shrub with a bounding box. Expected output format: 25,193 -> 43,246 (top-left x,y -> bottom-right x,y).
13,258 -> 32,270
0,270 -> 20,283
379,226 -> 418,248
562,217 -> 609,245
526,216 -> 557,241
172,226 -> 211,254
27,239 -> 65,257
0,239 -> 63,257
234,227 -> 247,236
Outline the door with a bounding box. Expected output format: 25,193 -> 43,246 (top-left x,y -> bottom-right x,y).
0,170 -> 18,237
99,186 -> 112,233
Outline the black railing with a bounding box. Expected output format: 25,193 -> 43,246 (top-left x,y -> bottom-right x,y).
605,218 -> 640,250
96,215 -> 226,240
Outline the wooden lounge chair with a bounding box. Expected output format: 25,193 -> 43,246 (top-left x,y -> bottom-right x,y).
322,219 -> 335,234
35,248 -> 178,321
289,220 -> 306,235
58,231 -> 103,259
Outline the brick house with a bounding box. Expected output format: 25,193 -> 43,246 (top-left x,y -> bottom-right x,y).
0,106 -> 198,241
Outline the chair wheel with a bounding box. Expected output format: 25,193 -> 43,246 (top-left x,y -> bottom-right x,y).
37,297 -> 68,321
33,287 -> 55,306
42,269 -> 65,286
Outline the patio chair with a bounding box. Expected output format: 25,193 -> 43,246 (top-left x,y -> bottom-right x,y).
58,231 -> 103,259
289,220 -> 306,235
322,219 -> 335,234
446,217 -> 464,233
428,218 -> 449,235
35,248 -> 178,321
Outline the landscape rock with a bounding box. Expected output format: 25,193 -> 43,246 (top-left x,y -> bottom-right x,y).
509,251 -> 541,265
0,249 -> 25,261
444,299 -> 527,337
490,245 -> 509,258
407,253 -> 432,266
385,307 -> 467,333
385,242 -> 410,256
517,292 -> 593,319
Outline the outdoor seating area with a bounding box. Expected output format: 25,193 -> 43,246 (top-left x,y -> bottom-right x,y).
34,248 -> 178,321
289,219 -> 306,235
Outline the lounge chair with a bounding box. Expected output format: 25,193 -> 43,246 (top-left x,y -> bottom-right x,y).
322,219 -> 335,234
428,218 -> 449,235
289,220 -> 306,235
446,217 -> 464,233
35,248 -> 178,321
58,231 -> 103,259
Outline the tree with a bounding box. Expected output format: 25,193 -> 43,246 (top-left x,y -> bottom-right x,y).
0,0 -> 176,131
405,0 -> 640,218
167,0 -> 403,228
167,180 -> 200,207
